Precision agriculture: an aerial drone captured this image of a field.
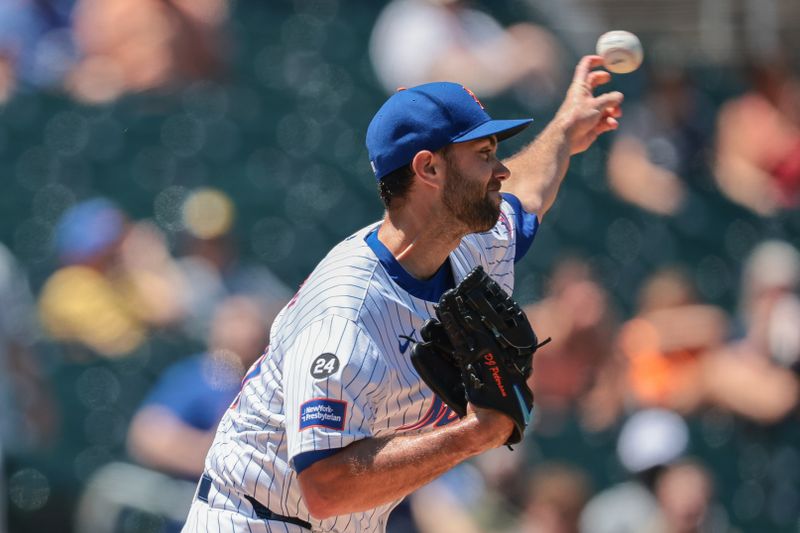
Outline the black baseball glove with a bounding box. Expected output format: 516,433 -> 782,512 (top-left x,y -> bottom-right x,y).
410,266 -> 548,445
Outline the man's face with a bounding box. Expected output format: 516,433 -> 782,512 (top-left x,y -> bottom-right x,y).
442,136 -> 510,233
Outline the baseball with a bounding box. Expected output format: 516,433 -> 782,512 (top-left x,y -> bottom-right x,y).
596,30 -> 643,74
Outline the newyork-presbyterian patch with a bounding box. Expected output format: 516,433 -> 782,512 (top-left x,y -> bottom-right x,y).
299,398 -> 347,431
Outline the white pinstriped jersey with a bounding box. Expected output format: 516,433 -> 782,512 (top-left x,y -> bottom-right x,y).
182,195 -> 539,533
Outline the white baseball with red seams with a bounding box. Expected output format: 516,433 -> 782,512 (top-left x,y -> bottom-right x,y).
596,30 -> 643,74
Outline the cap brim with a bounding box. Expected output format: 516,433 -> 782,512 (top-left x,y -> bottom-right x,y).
452,118 -> 533,144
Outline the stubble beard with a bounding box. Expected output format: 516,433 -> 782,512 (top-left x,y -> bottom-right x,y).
442,162 -> 501,234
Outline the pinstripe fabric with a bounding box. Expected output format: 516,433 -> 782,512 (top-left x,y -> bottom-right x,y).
181,198 -> 534,533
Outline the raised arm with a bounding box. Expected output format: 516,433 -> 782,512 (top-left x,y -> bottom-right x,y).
502,55 -> 624,218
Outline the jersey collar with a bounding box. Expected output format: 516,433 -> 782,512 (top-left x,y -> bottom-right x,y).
365,227 -> 455,303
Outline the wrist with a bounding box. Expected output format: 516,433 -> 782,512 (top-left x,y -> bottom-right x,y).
549,101 -> 575,132
541,115 -> 573,149
460,409 -> 514,453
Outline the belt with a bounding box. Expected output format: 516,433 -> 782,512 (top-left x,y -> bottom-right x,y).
197,474 -> 312,530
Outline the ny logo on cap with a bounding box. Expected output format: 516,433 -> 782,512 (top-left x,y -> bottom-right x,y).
461,86 -> 484,109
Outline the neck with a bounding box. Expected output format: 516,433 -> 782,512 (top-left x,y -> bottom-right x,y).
377,203 -> 466,280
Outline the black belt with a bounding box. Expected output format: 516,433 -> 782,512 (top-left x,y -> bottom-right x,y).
197,474 -> 312,530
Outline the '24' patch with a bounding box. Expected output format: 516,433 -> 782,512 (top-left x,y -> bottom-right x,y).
310,353 -> 340,379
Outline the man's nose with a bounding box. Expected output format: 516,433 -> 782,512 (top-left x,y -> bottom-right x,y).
494,160 -> 511,181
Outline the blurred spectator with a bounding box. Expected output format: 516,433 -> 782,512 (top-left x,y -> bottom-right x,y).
38,198 -> 187,358
607,68 -> 715,215
369,0 -> 564,107
0,243 -> 56,452
700,240 -> 800,423
126,295 -> 269,480
737,239 -> 800,369
409,445 -> 589,532
616,409 -> 689,479
75,461 -> 196,533
580,409 -> 689,533
618,261 -> 797,424
646,460 -> 719,533
0,243 -> 57,533
617,268 -> 729,415
518,462 -> 590,533
0,242 -> 56,533
713,57 -> 800,216
524,258 -> 623,432
176,188 -> 292,342
67,0 -> 228,104
409,438 -> 545,533
0,0 -> 77,103
409,462 -> 484,533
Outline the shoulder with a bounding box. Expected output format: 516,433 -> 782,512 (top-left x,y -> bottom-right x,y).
279,314 -> 385,383
275,224 -> 385,335
305,228 -> 380,309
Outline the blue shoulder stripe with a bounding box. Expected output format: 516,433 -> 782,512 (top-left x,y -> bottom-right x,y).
501,193 -> 539,263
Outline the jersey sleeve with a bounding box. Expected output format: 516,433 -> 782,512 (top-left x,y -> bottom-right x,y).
282,314 -> 386,472
464,193 -> 539,278
500,192 -> 540,262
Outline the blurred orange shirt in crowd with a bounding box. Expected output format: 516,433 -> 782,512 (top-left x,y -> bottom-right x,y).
618,306 -> 727,411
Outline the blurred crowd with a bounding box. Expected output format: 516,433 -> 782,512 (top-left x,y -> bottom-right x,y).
1,1 -> 800,533
0,0 -> 228,105
1,188 -> 292,532
411,246 -> 799,533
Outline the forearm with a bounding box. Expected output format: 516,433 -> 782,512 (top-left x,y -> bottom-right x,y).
501,118 -> 572,217
298,411 -> 508,518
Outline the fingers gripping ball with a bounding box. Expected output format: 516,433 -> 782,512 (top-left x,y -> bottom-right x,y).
413,266 -> 549,445
596,30 -> 643,74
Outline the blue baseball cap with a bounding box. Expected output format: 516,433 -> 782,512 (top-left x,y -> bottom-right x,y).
366,82 -> 533,180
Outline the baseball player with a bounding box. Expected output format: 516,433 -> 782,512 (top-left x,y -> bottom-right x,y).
182,55 -> 622,533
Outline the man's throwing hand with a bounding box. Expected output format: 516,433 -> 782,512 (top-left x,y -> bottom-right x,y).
556,55 -> 624,155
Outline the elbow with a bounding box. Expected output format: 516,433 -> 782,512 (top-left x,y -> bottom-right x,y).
500,182 -> 545,217
513,190 -> 547,218
296,445 -> 371,519
302,491 -> 337,520
523,197 -> 546,218
299,484 -> 343,519
297,469 -> 344,519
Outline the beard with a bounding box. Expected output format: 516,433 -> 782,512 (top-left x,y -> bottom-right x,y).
442,162 -> 501,233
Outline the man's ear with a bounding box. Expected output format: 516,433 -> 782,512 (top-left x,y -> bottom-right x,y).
410,150 -> 445,189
